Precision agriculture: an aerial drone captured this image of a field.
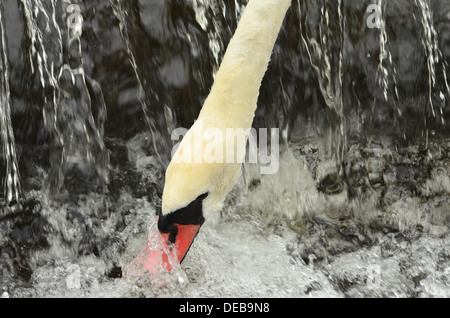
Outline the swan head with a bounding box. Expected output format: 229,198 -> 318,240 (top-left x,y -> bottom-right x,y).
157,120 -> 244,263
157,192 -> 208,263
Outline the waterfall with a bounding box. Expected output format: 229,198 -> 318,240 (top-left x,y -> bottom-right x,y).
0,5 -> 20,204
375,0 -> 397,104
297,0 -> 347,165
110,0 -> 173,167
191,0 -> 245,75
55,0 -> 109,194
415,0 -> 449,122
19,0 -> 109,195
0,0 -> 449,298
0,0 -> 446,205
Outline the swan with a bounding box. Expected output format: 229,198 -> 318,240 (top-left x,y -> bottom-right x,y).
136,0 -> 292,272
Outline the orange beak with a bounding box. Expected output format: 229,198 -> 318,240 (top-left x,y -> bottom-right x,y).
126,193 -> 207,277
157,223 -> 202,271
166,223 -> 202,263
125,221 -> 201,276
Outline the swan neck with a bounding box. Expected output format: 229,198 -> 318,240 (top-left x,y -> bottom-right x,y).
199,0 -> 291,129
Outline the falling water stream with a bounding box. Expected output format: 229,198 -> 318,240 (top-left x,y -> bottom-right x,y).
0,0 -> 449,298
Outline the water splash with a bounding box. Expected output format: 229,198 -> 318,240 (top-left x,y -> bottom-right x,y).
123,218 -> 189,291
125,218 -> 175,276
